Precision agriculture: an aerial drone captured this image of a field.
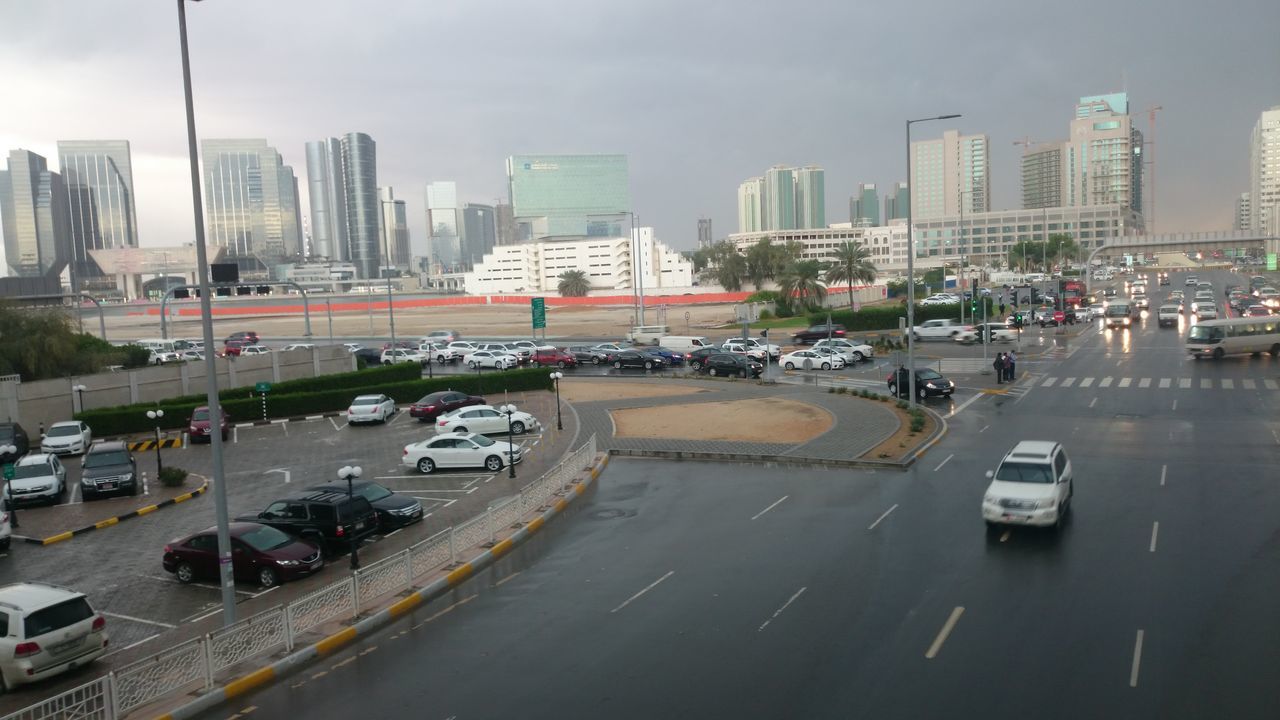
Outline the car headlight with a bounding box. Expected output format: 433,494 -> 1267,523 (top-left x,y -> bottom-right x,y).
925,382 -> 937,389
276,559 -> 300,566
984,494 -> 998,505
122,472 -> 134,482
1038,499 -> 1059,509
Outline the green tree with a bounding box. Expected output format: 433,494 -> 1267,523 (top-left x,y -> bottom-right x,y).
1046,233 -> 1079,268
697,240 -> 746,291
1008,240 -> 1048,273
823,241 -> 877,310
0,302 -> 127,380
556,270 -> 591,297
744,239 -> 777,290
777,260 -> 828,312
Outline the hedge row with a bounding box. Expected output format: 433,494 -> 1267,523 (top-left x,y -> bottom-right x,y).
75,367 -> 555,436
807,299 -> 995,333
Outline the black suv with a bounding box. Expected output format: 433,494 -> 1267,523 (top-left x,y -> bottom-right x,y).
699,353 -> 763,378
791,324 -> 847,345
80,441 -> 138,499
0,423 -> 29,463
238,491 -> 378,556
306,481 -> 423,530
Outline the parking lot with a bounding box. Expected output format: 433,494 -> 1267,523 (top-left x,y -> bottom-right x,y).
0,388 -> 573,709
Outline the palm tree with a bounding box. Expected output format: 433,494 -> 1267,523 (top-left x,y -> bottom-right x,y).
824,241 -> 877,310
557,270 -> 591,297
777,260 -> 828,312
1047,233 -> 1079,269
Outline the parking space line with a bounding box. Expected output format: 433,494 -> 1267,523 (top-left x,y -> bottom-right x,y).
925,606 -> 965,659
387,411 -> 405,426
1149,522 -> 1159,553
102,633 -> 160,659
933,454 -> 954,472
1160,465 -> 1167,486
232,426 -> 238,444
142,574 -> 255,596
757,586 -> 806,632
101,611 -> 176,629
1130,629 -> 1145,687
750,495 -> 789,520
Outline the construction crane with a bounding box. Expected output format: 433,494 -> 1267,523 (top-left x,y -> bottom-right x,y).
1145,105 -> 1163,234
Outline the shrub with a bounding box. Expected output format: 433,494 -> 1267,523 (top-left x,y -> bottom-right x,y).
158,466 -> 189,487
118,344 -> 153,369
745,290 -> 782,303
758,309 -> 774,320
896,399 -> 909,410
909,416 -> 926,433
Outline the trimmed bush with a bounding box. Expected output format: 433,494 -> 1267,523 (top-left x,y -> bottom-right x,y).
158,466 -> 189,487
809,297 -> 995,333
910,416 -> 926,433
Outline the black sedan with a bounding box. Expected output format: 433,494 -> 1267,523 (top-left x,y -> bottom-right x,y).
566,345 -> 612,365
791,324 -> 847,345
886,367 -> 955,400
686,345 -> 726,371
307,481 -> 424,529
611,350 -> 666,370
699,353 -> 762,378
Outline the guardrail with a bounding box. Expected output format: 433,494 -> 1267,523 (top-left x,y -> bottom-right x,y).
2,434 -> 598,720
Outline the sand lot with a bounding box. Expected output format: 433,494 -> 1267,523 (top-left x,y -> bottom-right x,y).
560,381 -> 710,404
610,397 -> 833,443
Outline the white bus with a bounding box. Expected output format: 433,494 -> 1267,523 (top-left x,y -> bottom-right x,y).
1186,317 -> 1280,360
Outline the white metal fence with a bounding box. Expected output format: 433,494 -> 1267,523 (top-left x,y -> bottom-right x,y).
2,434 -> 597,720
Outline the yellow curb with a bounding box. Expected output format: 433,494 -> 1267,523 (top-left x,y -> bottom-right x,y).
388,594 -> 422,619
314,626 -> 357,657
446,564 -> 474,586
42,531 -> 74,545
223,666 -> 275,699
490,538 -> 514,558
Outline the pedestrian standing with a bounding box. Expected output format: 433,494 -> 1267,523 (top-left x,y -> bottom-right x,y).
1006,350 -> 1017,381
993,352 -> 1005,383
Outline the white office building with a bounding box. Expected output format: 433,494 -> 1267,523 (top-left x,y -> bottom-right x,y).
910,130 -> 990,220
1251,105 -> 1280,234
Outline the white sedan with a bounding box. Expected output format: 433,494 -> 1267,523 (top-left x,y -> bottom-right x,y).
347,394 -> 396,424
812,338 -> 874,362
381,349 -> 426,365
810,347 -> 848,369
41,421 -> 92,455
465,350 -> 518,370
780,350 -> 837,370
435,405 -> 539,436
402,432 -> 523,474
953,324 -> 1016,344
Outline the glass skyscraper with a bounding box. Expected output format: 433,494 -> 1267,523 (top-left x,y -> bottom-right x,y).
794,167 -> 826,229
426,181 -> 461,271
378,187 -> 410,270
851,182 -> 879,225
305,138 -> 347,262
202,139 -> 303,272
461,203 -> 497,271
57,140 -> 138,287
0,149 -> 71,279
305,132 -> 379,278
506,154 -> 630,240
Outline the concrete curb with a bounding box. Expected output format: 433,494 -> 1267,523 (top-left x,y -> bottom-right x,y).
899,405 -> 948,468
232,411 -> 345,429
607,448 -> 909,471
152,453 -> 611,720
23,476 -> 209,546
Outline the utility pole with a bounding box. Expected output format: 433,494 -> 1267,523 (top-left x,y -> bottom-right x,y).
1145,105 -> 1163,234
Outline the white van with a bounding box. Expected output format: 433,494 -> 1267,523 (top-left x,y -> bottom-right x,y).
626,325 -> 671,345
659,336 -> 716,354
134,339 -> 177,353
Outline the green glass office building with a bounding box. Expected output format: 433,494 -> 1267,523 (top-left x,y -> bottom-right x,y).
506,154 -> 630,240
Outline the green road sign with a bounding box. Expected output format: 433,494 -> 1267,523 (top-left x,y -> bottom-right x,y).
2,464 -> 13,481
1269,254 -> 1278,271
255,382 -> 272,393
531,297 -> 547,329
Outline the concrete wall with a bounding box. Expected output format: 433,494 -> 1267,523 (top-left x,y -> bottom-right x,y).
7,346 -> 355,434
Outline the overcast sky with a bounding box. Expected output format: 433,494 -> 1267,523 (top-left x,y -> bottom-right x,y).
2,0 -> 1278,268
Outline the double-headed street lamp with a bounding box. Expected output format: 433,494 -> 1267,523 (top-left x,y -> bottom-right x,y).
905,112 -> 963,409
549,372 -> 564,431
338,465 -> 363,570
72,384 -> 87,417
499,404 -> 518,479
146,409 -> 165,476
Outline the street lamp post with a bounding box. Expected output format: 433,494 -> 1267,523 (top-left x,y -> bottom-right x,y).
72,384 -> 87,417
905,113 -> 963,409
549,372 -> 564,430
1,444 -> 17,529
338,465 -> 362,570
146,409 -> 165,476
499,404 -> 518,479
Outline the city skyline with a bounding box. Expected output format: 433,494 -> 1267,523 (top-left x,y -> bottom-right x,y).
1,0 -> 1277,274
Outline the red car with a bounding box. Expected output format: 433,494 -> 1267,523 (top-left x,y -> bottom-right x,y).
187,406 -> 230,443
222,339 -> 248,356
408,390 -> 485,421
163,522 -> 323,588
532,347 -> 578,368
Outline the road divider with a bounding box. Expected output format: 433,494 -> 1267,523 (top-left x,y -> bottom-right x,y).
22,475 -> 209,546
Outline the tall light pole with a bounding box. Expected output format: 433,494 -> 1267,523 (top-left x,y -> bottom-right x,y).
549,372 -> 564,430
382,215 -> 397,354
176,0 -> 237,625
624,211 -> 643,327
146,409 -> 165,476
499,404 -> 518,479
338,465 -> 362,569
906,113 -> 962,409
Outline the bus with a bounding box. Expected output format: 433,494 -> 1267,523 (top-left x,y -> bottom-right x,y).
1186,317 -> 1280,360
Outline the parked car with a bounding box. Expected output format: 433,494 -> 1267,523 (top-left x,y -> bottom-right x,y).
643,347 -> 686,366
422,330 -> 460,345
409,391 -> 485,422
419,342 -> 457,363
721,341 -> 768,361
0,423 -> 31,463
593,343 -> 629,353
611,350 -> 666,370
178,350 -> 204,362
236,492 -> 378,557
436,405 -> 539,436
446,341 -> 478,355
465,350 -> 518,370
475,342 -> 531,363
532,346 -> 578,368
402,432 -> 522,474
812,338 -> 874,362
810,347 -> 848,369
2,453 -> 67,507
40,421 -> 91,456
239,345 -> 271,357
567,345 -> 612,365
353,348 -> 383,367
225,331 -> 260,345
148,349 -> 183,365
981,441 -> 1073,530
920,294 -> 960,306
698,353 -> 763,378
187,406 -> 230,443
163,522 -> 324,588
305,481 -> 423,530
348,394 -> 396,424
887,367 -> 955,400
686,345 -> 726,371
791,324 -> 847,345
0,582 -> 108,689
380,348 -> 426,365
80,441 -> 138,500
0,507 -> 9,550
279,344 -> 315,352
742,337 -> 782,358
780,350 -> 836,370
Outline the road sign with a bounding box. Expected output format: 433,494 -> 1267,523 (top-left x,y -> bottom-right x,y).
1269,254 -> 1278,271
2,464 -> 13,481
255,382 -> 271,393
531,297 -> 546,329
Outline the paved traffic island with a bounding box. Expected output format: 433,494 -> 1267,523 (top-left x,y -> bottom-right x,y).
13,473 -> 207,545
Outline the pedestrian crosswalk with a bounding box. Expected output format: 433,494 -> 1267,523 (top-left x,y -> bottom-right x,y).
1037,376 -> 1279,391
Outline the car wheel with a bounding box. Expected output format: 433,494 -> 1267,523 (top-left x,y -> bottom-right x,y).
739,369 -> 747,378
691,361 -> 703,371
175,561 -> 196,584
1212,347 -> 1224,360
852,351 -> 865,362
644,361 -> 653,370
417,457 -> 436,474
592,357 -> 601,365
511,421 -> 526,434
258,566 -> 279,588
557,360 -> 566,369
1271,344 -> 1280,357
613,361 -> 622,369
438,355 -> 447,364
820,362 -> 830,371
784,362 -> 795,370
129,481 -> 139,496
485,455 -> 503,472
709,368 -> 718,377
469,361 -> 478,369
917,386 -> 928,401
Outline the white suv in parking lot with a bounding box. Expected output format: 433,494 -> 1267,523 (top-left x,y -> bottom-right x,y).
982,441 -> 1074,530
812,338 -> 874,362
0,582 -> 108,689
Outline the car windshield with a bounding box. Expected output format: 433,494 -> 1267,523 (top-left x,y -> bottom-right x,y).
1188,325 -> 1224,341
0,428 -> 13,442
13,463 -> 52,479
84,450 -> 129,468
192,409 -> 210,421
918,370 -> 943,381
239,524 -> 294,552
353,395 -> 382,405
48,425 -> 79,437
471,434 -> 496,447
358,484 -> 393,503
996,462 -> 1054,484
23,597 -> 94,638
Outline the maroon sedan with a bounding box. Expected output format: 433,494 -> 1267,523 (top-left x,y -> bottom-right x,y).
532,347 -> 578,368
409,390 -> 485,421
163,522 -> 322,588
187,406 -> 229,443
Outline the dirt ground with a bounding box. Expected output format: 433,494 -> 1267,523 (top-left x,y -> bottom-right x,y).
559,381 -> 709,403
611,397 -> 833,443
860,400 -> 936,461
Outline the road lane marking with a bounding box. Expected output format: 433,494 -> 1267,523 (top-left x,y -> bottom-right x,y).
611,570 -> 675,613
100,611 -> 176,629
925,606 -> 965,659
494,571 -> 522,588
1041,377 -> 1057,387
1139,378 -> 1151,388
1160,465 -> 1167,486
1089,397 -> 1097,408
1158,378 -> 1171,388
1149,522 -> 1159,552
868,504 -> 899,531
1130,630 -> 1145,687
1179,378 -> 1191,389
979,425 -> 989,433
751,495 -> 789,521
933,454 -> 954,472
1200,378 -> 1212,389
1265,379 -> 1279,390
946,392 -> 984,417
1172,399 -> 1178,411
1273,428 -> 1280,446
1243,378 -> 1256,390
1099,376 -> 1113,387
1079,377 -> 1094,388
1118,377 -> 1132,388
1222,379 -> 1234,390
758,586 -> 807,632
412,594 -> 478,629
1061,377 -> 1076,387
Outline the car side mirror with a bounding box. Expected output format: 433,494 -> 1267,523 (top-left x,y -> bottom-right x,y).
984,470 -> 994,479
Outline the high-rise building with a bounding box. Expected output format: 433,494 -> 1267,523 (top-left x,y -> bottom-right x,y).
0,149 -> 71,278
763,166 -> 796,231
1250,105 -> 1280,234
850,183 -> 879,225
737,177 -> 764,233
1064,93 -> 1143,215
57,140 -> 138,287
697,218 -> 713,247
494,202 -> 518,246
506,154 -> 630,240
884,181 -> 909,221
1235,192 -> 1252,231
1021,143 -> 1064,209
426,181 -> 461,271
794,166 -> 825,229
461,203 -> 497,271
202,139 -> 303,271
378,187 -> 410,270
305,132 -> 379,278
910,130 -> 990,220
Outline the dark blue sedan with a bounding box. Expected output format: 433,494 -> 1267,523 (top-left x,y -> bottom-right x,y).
643,347 -> 686,366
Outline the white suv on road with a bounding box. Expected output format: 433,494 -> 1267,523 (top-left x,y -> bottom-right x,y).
911,319 -> 968,340
982,441 -> 1074,530
0,583 -> 109,689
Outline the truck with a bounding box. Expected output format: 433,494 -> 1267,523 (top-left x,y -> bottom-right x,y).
1061,280 -> 1085,308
